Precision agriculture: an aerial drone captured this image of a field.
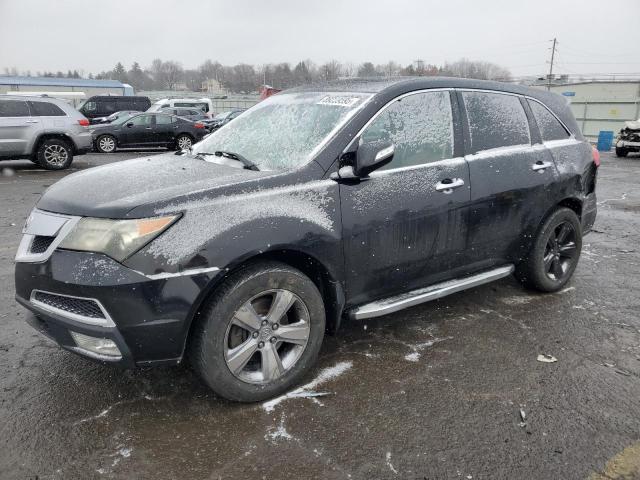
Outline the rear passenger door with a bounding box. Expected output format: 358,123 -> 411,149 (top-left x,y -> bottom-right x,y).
460,90 -> 558,267
0,99 -> 40,157
155,114 -> 178,144
340,90 -> 471,306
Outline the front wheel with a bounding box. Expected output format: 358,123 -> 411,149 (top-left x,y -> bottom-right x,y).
516,207 -> 582,292
189,262 -> 326,402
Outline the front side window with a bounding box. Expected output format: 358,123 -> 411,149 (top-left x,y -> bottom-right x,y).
81,101 -> 96,113
360,90 -> 454,170
28,101 -> 66,117
155,114 -> 174,125
0,100 -> 30,117
528,100 -> 570,141
131,114 -> 153,126
194,91 -> 371,171
463,91 -> 530,153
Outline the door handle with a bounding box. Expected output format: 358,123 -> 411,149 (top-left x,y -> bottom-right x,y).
435,178 -> 465,194
532,161 -> 553,172
25,120 -> 39,124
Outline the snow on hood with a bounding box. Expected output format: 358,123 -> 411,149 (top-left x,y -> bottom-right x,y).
36,153 -> 273,218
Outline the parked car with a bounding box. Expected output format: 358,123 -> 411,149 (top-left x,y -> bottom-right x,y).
90,110 -> 139,125
148,98 -> 214,118
0,94 -> 92,169
78,96 -> 151,120
14,78 -> 598,402
615,119 -> 640,157
204,108 -> 245,131
160,107 -> 209,122
92,112 -> 207,153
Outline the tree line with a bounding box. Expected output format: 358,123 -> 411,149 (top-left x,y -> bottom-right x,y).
4,58 -> 512,94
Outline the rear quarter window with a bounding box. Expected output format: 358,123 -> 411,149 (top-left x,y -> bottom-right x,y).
28,101 -> 66,116
463,91 -> 530,153
528,100 -> 570,141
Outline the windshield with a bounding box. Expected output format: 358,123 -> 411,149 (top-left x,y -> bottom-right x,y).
213,111 -> 232,120
193,92 -> 371,170
110,113 -> 138,125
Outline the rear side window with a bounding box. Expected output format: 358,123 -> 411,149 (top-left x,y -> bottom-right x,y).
0,100 -> 30,117
28,101 -> 66,117
528,100 -> 570,141
463,91 -> 530,153
361,90 -> 454,170
98,101 -> 117,114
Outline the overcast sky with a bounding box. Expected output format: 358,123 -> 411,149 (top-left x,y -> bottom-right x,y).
1,0 -> 639,78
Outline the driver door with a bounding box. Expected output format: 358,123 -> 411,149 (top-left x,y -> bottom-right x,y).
120,114 -> 155,146
339,90 -> 471,306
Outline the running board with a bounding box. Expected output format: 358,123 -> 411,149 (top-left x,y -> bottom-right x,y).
350,265 -> 515,320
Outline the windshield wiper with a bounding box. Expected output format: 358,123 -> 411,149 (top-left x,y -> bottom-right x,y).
196,150 -> 259,171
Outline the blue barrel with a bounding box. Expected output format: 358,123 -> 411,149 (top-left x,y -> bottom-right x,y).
597,131 -> 614,151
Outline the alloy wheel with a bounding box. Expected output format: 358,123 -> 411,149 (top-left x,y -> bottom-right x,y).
177,136 -> 192,149
98,136 -> 115,153
224,289 -> 311,384
543,221 -> 578,281
43,144 -> 68,167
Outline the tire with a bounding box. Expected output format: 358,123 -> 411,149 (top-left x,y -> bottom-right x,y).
96,135 -> 117,154
189,261 -> 326,402
175,134 -> 193,151
36,138 -> 73,170
615,146 -> 628,157
516,207 -> 582,292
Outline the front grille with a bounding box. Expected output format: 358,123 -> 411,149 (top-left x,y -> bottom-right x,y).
32,291 -> 105,319
30,235 -> 55,254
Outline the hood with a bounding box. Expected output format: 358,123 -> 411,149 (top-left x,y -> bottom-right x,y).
36,153 -> 275,218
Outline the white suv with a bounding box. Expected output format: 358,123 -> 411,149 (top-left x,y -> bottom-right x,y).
0,95 -> 93,170
147,98 -> 214,118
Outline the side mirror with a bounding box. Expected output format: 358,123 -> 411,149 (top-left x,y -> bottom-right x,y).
354,141 -> 395,177
126,122 -> 134,128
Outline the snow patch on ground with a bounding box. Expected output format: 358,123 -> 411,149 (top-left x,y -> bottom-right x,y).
262,361 -> 352,412
265,414 -> 294,443
386,452 -> 398,475
403,337 -> 450,362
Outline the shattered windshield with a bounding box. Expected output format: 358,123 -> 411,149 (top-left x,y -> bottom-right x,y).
193,91 -> 371,170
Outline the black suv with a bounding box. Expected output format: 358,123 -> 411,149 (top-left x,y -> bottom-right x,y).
15,78 -> 598,402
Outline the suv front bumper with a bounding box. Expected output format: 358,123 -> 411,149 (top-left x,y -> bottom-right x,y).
15,249 -> 222,367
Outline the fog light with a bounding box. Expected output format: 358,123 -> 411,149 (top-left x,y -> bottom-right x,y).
70,332 -> 121,359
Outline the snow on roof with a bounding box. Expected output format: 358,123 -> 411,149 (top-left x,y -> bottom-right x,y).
0,75 -> 125,88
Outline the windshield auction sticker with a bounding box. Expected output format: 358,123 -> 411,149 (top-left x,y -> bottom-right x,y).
317,96 -> 362,107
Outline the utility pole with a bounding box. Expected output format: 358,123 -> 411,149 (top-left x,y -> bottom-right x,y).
547,37 -> 557,91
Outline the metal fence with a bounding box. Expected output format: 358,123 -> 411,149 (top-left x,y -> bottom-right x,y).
568,100 -> 640,142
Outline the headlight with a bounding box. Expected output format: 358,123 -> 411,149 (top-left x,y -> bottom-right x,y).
59,215 -> 178,262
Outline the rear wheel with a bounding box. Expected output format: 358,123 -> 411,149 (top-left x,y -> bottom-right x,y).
175,134 -> 193,151
189,262 -> 326,402
96,135 -> 116,153
37,138 -> 73,170
516,207 -> 582,292
615,146 -> 628,157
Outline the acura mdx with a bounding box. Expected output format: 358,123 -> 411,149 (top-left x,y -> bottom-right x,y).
15,78 -> 598,402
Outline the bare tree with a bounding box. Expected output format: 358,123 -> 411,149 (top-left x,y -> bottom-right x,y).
442,58 -> 511,81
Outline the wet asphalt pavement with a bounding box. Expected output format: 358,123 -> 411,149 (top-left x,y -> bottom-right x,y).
1,151 -> 639,480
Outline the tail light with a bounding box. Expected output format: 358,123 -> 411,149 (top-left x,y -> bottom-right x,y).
592,146 -> 600,167
194,122 -> 205,129
78,119 -> 90,127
